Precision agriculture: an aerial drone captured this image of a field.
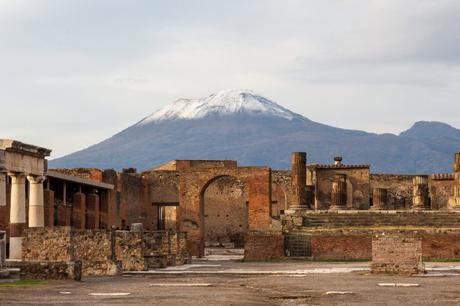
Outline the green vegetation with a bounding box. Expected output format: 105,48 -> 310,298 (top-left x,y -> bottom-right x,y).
0,280 -> 47,287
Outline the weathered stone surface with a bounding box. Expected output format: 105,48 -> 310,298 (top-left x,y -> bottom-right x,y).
371,235 -> 425,275
20,260 -> 81,281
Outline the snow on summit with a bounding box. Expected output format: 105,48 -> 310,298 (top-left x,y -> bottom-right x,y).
138,89 -> 296,124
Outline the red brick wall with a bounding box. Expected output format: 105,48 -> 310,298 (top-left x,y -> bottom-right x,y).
244,232 -> 284,260
423,234 -> 460,259
311,235 -> 372,260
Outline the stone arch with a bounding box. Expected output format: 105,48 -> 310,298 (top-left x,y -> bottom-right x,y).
271,183 -> 288,218
200,175 -> 248,248
178,167 -> 271,257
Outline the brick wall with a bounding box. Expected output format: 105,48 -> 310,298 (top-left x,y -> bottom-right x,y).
244,231 -> 284,261
422,234 -> 460,259
371,235 -> 424,275
311,235 -> 372,260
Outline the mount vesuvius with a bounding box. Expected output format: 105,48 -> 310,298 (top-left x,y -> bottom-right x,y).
50,89 -> 460,173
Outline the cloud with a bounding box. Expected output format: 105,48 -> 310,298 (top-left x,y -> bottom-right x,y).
0,0 -> 460,157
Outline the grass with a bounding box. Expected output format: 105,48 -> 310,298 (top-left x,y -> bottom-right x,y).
425,258 -> 460,262
0,280 -> 47,287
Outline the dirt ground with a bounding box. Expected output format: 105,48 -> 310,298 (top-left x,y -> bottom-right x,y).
1,261 -> 460,305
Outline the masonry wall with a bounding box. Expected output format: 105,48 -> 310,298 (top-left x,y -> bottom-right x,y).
271,170 -> 291,217
429,177 -> 454,210
311,235 -> 372,260
244,231 -> 284,260
370,174 -> 414,209
203,176 -> 248,247
371,235 -> 424,275
22,227 -> 189,274
314,167 -> 370,210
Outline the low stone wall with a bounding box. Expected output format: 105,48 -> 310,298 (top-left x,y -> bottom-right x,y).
115,231 -> 146,271
20,261 -> 82,281
371,235 -> 425,275
22,227 -> 189,276
244,231 -> 284,261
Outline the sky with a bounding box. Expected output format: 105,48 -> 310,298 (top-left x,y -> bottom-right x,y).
1,0 -> 460,158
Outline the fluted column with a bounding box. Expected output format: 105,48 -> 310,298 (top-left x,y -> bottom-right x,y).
329,174 -> 347,210
412,175 -> 429,211
372,188 -> 388,210
27,175 -> 45,227
8,172 -> 26,259
290,152 -> 308,209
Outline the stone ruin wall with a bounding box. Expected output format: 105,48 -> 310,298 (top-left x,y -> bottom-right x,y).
371,174 -> 455,210
315,167 -> 370,210
203,176 -> 248,247
22,227 -> 189,276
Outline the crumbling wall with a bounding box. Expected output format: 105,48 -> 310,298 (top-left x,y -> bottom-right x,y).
429,175 -> 454,210
371,235 -> 424,275
115,230 -> 146,271
315,167 -> 370,210
271,170 -> 291,217
371,174 -> 414,209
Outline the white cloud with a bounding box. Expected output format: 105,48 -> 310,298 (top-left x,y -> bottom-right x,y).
1,0 -> 460,157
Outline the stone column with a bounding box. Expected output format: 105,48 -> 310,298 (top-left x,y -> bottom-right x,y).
372,188 -> 388,210
412,175 -> 429,211
0,172 -> 6,207
290,152 -> 308,209
453,153 -> 460,206
306,185 -> 315,209
27,175 -> 45,227
8,172 -> 26,259
329,174 -> 347,210
87,191 -> 100,229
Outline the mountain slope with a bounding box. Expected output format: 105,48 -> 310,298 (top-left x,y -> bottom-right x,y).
50,90 -> 460,173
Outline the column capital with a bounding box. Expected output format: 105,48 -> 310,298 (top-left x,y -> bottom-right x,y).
27,175 -> 46,184
7,172 -> 26,184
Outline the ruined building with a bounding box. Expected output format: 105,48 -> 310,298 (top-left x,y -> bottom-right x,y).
2,139 -> 460,264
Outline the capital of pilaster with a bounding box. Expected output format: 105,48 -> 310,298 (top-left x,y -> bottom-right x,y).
27,175 -> 46,184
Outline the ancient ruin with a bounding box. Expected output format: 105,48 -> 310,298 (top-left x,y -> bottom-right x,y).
3,138 -> 460,279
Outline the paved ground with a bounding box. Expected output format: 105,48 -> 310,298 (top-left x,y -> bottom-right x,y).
1,260 -> 460,305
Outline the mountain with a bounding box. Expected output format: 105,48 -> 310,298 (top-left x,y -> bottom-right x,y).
50,89 -> 460,173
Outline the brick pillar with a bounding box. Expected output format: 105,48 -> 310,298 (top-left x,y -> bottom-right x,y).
87,192 -> 100,229
372,188 -> 388,210
290,152 -> 308,209
329,174 -> 347,210
44,189 -> 55,227
72,192 -> 86,229
412,175 -> 429,211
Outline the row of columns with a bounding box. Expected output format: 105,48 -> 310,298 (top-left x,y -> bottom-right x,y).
8,172 -> 45,259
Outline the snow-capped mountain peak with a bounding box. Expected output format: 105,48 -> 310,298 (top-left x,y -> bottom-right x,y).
137,89 -> 297,125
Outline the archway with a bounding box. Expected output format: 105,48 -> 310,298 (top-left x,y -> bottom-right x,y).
201,176 -> 248,254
